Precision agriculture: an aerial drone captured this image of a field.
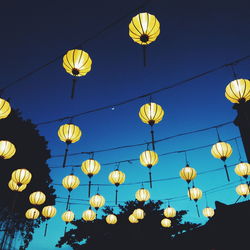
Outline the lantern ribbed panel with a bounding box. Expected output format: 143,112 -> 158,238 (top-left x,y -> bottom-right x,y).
161,218 -> 171,227
90,194 -> 105,209
63,49 -> 92,77
42,206 -> 57,218
139,102 -> 164,125
211,142 -> 232,160
62,174 -> 80,191
135,188 -> 150,202
133,208 -> 145,219
140,150 -> 158,167
8,180 -> 26,192
62,211 -> 74,222
29,191 -> 46,205
225,79 -> 250,104
234,162 -> 250,177
164,207 -> 176,218
179,165 -> 197,182
109,170 -> 126,185
236,184 -> 250,196
11,169 -> 32,186
0,98 -> 11,119
58,124 -> 81,143
82,209 -> 96,221
0,140 -> 16,159
25,208 -> 39,219
129,214 -> 139,223
188,187 -> 202,201
81,159 -> 101,176
202,207 -> 215,218
106,214 -> 117,224
129,13 -> 160,45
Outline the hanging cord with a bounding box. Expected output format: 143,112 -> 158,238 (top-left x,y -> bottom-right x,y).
223,163 -> 230,182
215,127 -> 221,141
66,192 -> 71,210
62,142 -> 70,168
205,192 -> 208,207
230,64 -> 238,79
115,186 -> 118,205
235,138 -> 242,162
184,151 -> 189,165
143,45 -> 147,67
71,78 -> 77,99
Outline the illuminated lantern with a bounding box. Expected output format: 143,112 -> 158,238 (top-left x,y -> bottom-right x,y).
236,184 -> 250,198
129,214 -> 139,224
62,210 -> 74,235
8,180 -> 26,192
133,208 -> 145,220
188,187 -> 202,217
161,218 -> 171,228
82,208 -> 96,222
25,208 -> 39,219
225,79 -> 250,104
81,158 -> 101,197
234,162 -> 250,179
58,123 -> 81,168
90,194 -> 105,211
62,174 -> 80,210
129,13 -> 160,66
0,140 -> 16,159
29,191 -> 46,205
106,214 -> 117,225
202,207 -> 215,218
211,141 -> 232,181
139,102 -> 164,150
108,169 -> 126,204
42,206 -> 57,237
164,206 -> 176,218
140,150 -> 158,188
11,169 -> 32,186
63,49 -> 92,98
135,188 -> 150,202
0,98 -> 11,119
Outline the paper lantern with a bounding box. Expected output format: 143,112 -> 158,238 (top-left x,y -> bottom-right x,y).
234,162 -> 250,179
106,214 -> 117,225
188,187 -> 202,201
133,208 -> 145,220
135,188 -> 150,202
25,208 -> 39,219
90,194 -> 105,210
62,210 -> 74,223
236,184 -> 250,197
202,207 -> 215,218
62,174 -> 80,191
129,214 -> 139,223
164,206 -> 176,218
179,165 -> 197,184
0,98 -> 11,119
161,218 -> 171,228
82,208 -> 96,222
11,169 -> 32,186
42,206 -> 57,237
29,191 -> 46,205
8,180 -> 26,192
0,140 -> 16,159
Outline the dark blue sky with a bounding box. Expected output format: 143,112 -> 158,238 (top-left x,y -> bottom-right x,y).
1,0 -> 250,249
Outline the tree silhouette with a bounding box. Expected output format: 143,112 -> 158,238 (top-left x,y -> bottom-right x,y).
56,200 -> 200,249
0,108 -> 56,249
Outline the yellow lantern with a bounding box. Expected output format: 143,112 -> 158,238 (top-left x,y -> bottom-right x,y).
0,98 -> 11,119
164,206 -> 176,218
234,162 -> 250,179
188,187 -> 202,201
135,188 -> 150,202
129,214 -> 139,224
11,169 -> 32,186
106,214 -> 117,225
161,218 -> 171,228
8,180 -> 26,192
225,79 -> 250,104
236,184 -> 250,197
25,208 -> 39,219
0,140 -> 16,159
202,207 -> 215,218
42,206 -> 57,237
179,165 -> 197,184
29,191 -> 46,205
82,208 -> 96,222
81,158 -> 101,197
133,208 -> 145,220
58,123 -> 82,168
62,210 -> 74,223
90,194 -> 105,210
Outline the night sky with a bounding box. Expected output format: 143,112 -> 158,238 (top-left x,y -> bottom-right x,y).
1,0 -> 250,249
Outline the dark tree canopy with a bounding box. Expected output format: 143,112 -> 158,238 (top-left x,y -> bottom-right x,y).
0,108 -> 56,249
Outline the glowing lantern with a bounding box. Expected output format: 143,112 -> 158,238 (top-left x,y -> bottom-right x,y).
225,79 -> 250,104
0,98 -> 11,119
161,218 -> 171,228
82,208 -> 96,222
90,194 -> 105,211
42,206 -> 57,237
63,49 -> 92,98
179,165 -> 197,184
211,141 -> 232,181
25,208 -> 39,219
81,158 -> 101,197
108,169 -> 126,204
133,208 -> 145,220
8,180 -> 26,192
188,187 -> 202,217
135,188 -> 150,202
11,169 -> 32,186
129,214 -> 139,224
164,206 -> 176,218
29,191 -> 46,205
58,123 -> 82,168
236,184 -> 250,197
0,140 -> 16,159
106,214 -> 117,225
62,210 -> 74,223
140,150 -> 158,188
234,162 -> 250,179
202,207 -> 215,218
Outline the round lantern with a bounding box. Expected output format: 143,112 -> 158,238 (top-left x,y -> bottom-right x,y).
42,205 -> 57,237
225,79 -> 250,104
161,218 -> 171,228
82,208 -> 96,222
106,214 -> 117,225
164,206 -> 176,218
25,208 -> 39,219
0,98 -> 11,119
235,162 -> 250,179
90,194 -> 105,210
202,207 -> 215,218
179,165 -> 197,184
8,179 -> 26,192
0,140 -> 16,159
236,184 -> 250,197
62,210 -> 74,223
29,191 -> 46,205
135,188 -> 150,202
133,208 -> 145,220
11,169 -> 32,186
129,214 -> 139,224
188,187 -> 202,201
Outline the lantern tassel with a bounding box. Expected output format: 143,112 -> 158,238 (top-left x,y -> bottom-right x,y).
224,164 -> 230,182
64,225 -> 67,236
115,188 -> 118,205
88,179 -> 91,198
62,144 -> 69,168
195,203 -> 200,217
187,186 -> 191,200
143,45 -> 147,67
66,193 -> 71,210
150,127 -> 155,151
71,78 -> 77,99
44,223 -> 48,237
149,169 -> 153,188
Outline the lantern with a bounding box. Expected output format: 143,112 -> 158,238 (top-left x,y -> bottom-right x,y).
135,188 -> 150,202
90,194 -> 105,211
0,98 -> 11,119
8,180 -> 26,192
63,49 -> 92,98
62,174 -> 80,210
11,169 -> 32,186
164,206 -> 176,218
211,141 -> 232,181
82,208 -> 96,222
129,13 -> 160,66
62,210 -> 74,223
129,214 -> 139,224
188,187 -> 202,217
140,150 -> 158,188
133,208 -> 145,220
0,140 -> 16,159
108,169 -> 126,204
81,158 -> 101,197
225,79 -> 250,104
234,162 -> 250,179
236,184 -> 250,198
202,207 -> 215,218
106,214 -> 117,225
42,206 -> 57,237
25,208 -> 39,219
161,218 -> 171,228
29,191 -> 46,205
